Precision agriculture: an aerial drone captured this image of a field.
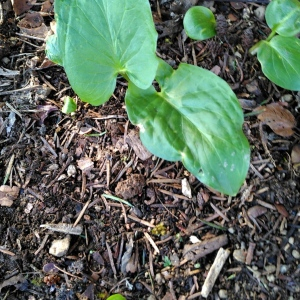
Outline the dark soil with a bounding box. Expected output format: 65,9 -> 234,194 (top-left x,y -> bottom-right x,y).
1,0 -> 299,299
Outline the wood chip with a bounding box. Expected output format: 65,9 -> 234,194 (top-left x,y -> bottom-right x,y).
201,248 -> 230,298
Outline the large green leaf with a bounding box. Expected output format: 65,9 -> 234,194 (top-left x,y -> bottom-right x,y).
183,6 -> 216,41
46,0 -> 158,105
266,0 -> 300,37
256,36 -> 300,91
126,60 -> 250,196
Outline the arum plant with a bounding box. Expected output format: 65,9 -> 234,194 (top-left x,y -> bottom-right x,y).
183,0 -> 300,91
46,0 -> 250,196
249,0 -> 300,91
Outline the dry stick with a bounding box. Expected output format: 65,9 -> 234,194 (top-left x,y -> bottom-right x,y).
201,248 -> 231,298
144,232 -> 160,255
46,156 -> 72,188
106,241 -> 117,278
34,234 -> 49,256
73,199 -> 91,227
127,214 -> 155,228
182,234 -> 228,262
245,242 -> 256,265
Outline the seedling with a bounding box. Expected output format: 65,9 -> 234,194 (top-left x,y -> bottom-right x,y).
249,0 -> 300,91
46,0 -> 250,196
163,256 -> 172,267
183,0 -> 300,91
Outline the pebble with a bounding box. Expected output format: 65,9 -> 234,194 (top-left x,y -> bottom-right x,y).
267,274 -> 275,283
49,235 -> 71,257
292,250 -> 300,259
280,265 -> 289,274
265,265 -> 276,274
254,6 -> 266,21
281,94 -> 293,102
218,289 -> 228,299
67,165 -> 76,177
288,237 -> 294,245
233,249 -> 246,263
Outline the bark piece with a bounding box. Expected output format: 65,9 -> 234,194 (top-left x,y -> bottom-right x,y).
201,248 -> 230,298
183,234 -> 228,262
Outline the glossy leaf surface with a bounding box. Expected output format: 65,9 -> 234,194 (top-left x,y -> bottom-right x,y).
183,6 -> 216,40
126,60 -> 250,196
46,0 -> 158,105
266,0 -> 300,37
256,36 -> 300,91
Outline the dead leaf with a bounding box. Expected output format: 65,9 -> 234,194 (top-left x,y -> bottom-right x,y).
291,144 -> 300,170
255,103 -> 296,137
274,203 -> 289,218
18,12 -> 49,38
0,185 -> 19,207
247,205 -> 267,219
77,157 -> 94,174
12,0 -> 36,16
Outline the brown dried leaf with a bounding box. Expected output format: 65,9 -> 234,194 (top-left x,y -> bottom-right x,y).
291,144 -> 300,165
247,205 -> 267,219
12,0 -> 36,15
0,185 -> 19,207
255,103 -> 296,137
274,203 -> 289,218
77,157 -> 94,174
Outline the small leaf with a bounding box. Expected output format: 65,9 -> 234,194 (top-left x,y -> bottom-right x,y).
126,60 -> 250,196
266,0 -> 300,37
256,36 -> 300,91
46,0 -> 158,105
183,6 -> 216,41
107,294 -> 126,300
61,96 -> 77,114
254,103 -> 296,137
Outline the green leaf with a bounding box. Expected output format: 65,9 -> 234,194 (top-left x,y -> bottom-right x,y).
183,6 -> 216,40
61,96 -> 77,114
126,60 -> 250,196
107,294 -> 126,300
266,0 -> 300,37
256,36 -> 300,91
46,0 -> 158,106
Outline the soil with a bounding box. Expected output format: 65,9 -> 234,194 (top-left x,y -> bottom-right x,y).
0,0 -> 300,299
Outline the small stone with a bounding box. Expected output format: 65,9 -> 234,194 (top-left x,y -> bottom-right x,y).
67,164 -> 77,177
292,250 -> 300,259
49,235 -> 71,257
155,273 -> 163,285
289,237 -> 294,245
265,265 -> 276,274
218,289 -> 228,299
233,249 -> 246,263
281,94 -> 293,102
280,265 -> 289,274
228,227 -> 235,234
267,274 -> 275,282
254,6 -> 266,21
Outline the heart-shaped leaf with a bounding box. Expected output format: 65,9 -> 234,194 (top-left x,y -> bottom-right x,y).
46,0 -> 158,105
256,36 -> 300,91
266,0 -> 300,37
183,6 -> 216,41
126,60 -> 249,196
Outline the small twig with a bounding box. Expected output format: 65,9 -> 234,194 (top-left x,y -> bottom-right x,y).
144,232 -> 160,255
73,199 -> 91,227
106,242 -> 117,277
34,234 -> 49,256
201,248 -> 230,298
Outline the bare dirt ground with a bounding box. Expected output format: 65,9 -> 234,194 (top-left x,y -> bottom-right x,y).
0,0 -> 300,299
